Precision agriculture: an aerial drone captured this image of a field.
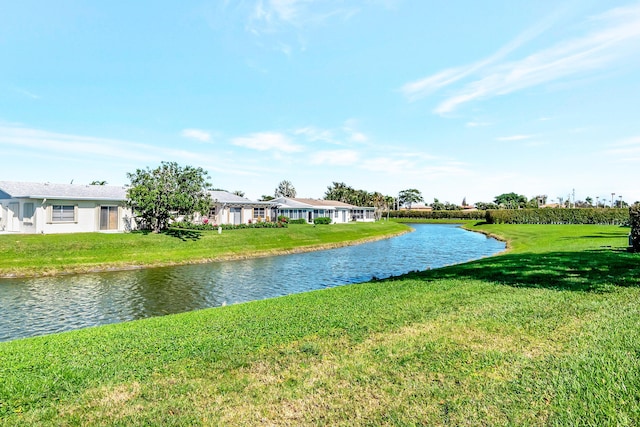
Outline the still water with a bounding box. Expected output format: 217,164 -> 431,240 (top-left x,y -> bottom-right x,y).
0,224 -> 505,342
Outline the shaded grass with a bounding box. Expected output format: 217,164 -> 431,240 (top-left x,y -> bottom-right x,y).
1,223 -> 640,425
0,221 -> 408,277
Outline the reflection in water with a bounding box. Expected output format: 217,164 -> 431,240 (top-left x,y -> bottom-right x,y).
0,224 -> 504,341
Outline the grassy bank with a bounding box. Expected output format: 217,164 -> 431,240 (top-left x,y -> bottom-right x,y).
1,224 -> 639,425
0,221 -> 409,278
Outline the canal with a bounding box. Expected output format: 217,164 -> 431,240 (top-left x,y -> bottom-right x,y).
0,224 -> 505,342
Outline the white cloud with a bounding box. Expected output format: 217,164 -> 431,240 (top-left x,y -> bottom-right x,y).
496,134 -> 535,141
294,126 -> 335,143
465,121 -> 491,128
248,0 -> 360,33
310,149 -> 359,166
181,128 -> 212,142
402,3 -> 640,114
231,131 -> 304,152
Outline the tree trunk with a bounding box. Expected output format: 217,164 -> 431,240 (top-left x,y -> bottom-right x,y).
630,205 -> 640,252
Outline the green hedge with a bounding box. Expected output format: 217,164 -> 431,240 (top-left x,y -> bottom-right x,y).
171,221 -> 288,231
313,217 -> 332,225
391,210 -> 486,220
485,208 -> 629,225
288,219 -> 308,225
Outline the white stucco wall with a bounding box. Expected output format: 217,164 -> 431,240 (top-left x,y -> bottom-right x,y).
0,199 -> 134,234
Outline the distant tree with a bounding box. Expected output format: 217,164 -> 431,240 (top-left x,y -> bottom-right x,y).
274,180 -> 297,198
461,197 -> 467,207
585,197 -> 593,207
494,192 -> 527,209
325,182 -> 355,203
444,202 -> 459,210
126,161 -> 212,233
398,189 -> 423,209
260,195 -> 275,201
232,190 -> 245,198
475,202 -> 498,210
431,198 -> 445,211
90,180 -> 108,185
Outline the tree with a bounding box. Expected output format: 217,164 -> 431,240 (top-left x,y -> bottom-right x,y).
431,198 -> 445,211
126,161 -> 212,233
90,180 -> 108,185
494,192 -> 527,209
232,190 -> 245,197
325,182 -> 355,203
274,180 -> 297,198
260,195 -> 275,201
398,189 -> 423,209
630,203 -> 640,252
475,201 -> 498,210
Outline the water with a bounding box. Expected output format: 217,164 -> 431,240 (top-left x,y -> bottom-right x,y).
0,224 -> 504,342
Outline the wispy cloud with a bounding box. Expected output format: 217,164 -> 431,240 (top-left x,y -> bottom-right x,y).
248,0 -> 360,34
465,121 -> 492,128
231,131 -> 304,152
402,3 -> 640,114
181,128 -> 212,142
310,149 -> 360,166
294,126 -> 335,143
496,134 -> 535,141
14,87 -> 41,99
605,135 -> 640,161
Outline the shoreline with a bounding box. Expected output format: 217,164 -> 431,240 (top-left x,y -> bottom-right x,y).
0,227 -> 412,279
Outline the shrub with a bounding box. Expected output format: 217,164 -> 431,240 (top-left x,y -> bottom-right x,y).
289,219 -> 307,225
277,215 -> 289,223
313,217 -> 332,225
170,220 -> 288,231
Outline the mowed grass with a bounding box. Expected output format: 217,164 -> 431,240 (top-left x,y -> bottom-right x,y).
1,223 -> 640,425
0,221 -> 408,277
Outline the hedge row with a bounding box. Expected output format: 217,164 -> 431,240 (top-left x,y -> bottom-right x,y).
170,221 -> 288,231
313,217 -> 332,225
391,210 -> 487,220
485,208 -> 629,225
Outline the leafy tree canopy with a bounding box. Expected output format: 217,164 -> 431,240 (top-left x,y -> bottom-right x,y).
494,192 -> 527,209
274,180 -> 297,198
127,161 -> 212,233
398,189 -> 424,209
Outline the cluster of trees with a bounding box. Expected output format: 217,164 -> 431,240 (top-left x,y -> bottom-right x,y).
324,182 -> 395,220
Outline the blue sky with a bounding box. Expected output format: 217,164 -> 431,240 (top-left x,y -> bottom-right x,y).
2,0 -> 639,205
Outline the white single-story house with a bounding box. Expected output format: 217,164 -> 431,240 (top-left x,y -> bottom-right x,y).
0,181 -> 135,234
271,197 -> 376,224
207,191 -> 277,225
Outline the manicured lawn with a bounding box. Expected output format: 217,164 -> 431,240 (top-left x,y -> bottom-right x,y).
0,221 -> 409,277
1,223 -> 639,425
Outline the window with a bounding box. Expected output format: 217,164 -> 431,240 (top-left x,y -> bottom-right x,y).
23,203 -> 35,219
253,207 -> 265,220
52,205 -> 75,222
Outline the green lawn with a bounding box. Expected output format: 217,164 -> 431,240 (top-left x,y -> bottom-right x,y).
0,221 -> 409,277
1,223 -> 639,425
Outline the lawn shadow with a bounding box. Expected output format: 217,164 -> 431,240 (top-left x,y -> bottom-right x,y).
164,228 -> 202,241
398,249 -> 640,292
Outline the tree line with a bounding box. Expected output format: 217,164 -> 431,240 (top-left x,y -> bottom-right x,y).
123,161 -> 639,233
